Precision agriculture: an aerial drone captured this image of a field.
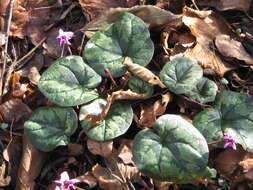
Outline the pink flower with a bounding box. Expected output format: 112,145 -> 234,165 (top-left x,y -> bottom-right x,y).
54,171 -> 80,190
57,29 -> 74,46
223,133 -> 239,150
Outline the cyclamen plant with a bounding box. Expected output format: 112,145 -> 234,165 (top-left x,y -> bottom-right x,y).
23,12 -> 253,185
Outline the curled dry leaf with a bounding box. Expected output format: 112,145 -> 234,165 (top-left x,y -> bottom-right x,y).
79,0 -> 138,20
239,152 -> 253,173
87,138 -> 113,157
100,89 -> 146,119
199,0 -> 251,11
182,7 -> 236,76
215,34 -> 253,65
153,180 -> 173,190
215,148 -> 247,176
76,171 -> 97,189
0,99 -> 31,123
81,5 -> 181,38
118,139 -> 134,165
122,59 -> 166,88
15,135 -> 46,190
139,92 -> 173,128
0,161 -> 11,187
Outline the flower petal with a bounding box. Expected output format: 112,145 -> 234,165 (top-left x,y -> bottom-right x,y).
60,171 -> 70,181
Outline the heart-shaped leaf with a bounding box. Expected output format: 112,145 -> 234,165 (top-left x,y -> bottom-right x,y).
186,77 -> 218,103
132,114 -> 213,183
160,57 -> 203,94
38,56 -> 101,106
84,12 -> 154,77
127,76 -> 154,98
81,102 -> 133,141
193,91 -> 253,150
24,106 -> 78,152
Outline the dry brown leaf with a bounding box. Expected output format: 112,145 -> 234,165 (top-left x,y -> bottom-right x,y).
87,138 -> 113,157
153,180 -> 172,190
92,164 -> 129,190
79,0 -> 137,21
0,161 -> 11,187
76,171 -> 97,189
215,34 -> 253,65
182,7 -> 236,76
123,58 -> 166,88
81,5 -> 181,38
199,0 -> 251,11
239,152 -> 253,172
67,143 -> 84,156
42,28 -> 62,58
0,99 -> 31,123
0,0 -> 49,39
15,135 -> 46,190
215,148 -> 247,176
100,89 -> 146,119
118,139 -> 134,165
16,54 -> 44,78
139,92 -> 173,128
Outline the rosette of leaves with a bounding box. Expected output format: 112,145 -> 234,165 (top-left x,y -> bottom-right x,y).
80,100 -> 133,141
159,57 -> 203,94
84,12 -> 154,77
127,76 -> 154,98
193,91 -> 253,151
186,77 -> 218,103
132,114 -> 215,183
38,56 -> 101,107
24,106 -> 78,152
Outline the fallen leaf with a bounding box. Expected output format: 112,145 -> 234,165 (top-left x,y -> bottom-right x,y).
15,135 -> 46,190
100,89 -> 146,119
0,161 -> 11,187
87,138 -> 113,157
215,148 -> 247,176
16,54 -> 44,78
215,34 -> 253,65
139,92 -> 173,128
79,0 -> 138,20
28,67 -> 41,85
2,136 -> 22,188
118,139 -> 134,165
76,171 -> 97,188
81,5 -> 181,38
42,28 -> 62,58
0,0 -> 49,39
153,180 -> 173,190
0,99 -> 31,123
239,152 -> 253,172
92,164 -> 129,190
182,7 -> 236,76
67,143 -> 84,156
199,0 -> 251,11
122,58 -> 166,88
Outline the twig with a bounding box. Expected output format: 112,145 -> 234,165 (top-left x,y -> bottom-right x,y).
191,0 -> 200,10
0,0 -> 15,101
2,37 -> 47,96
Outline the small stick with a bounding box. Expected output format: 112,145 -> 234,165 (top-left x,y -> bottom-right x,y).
0,0 -> 15,101
192,0 -> 200,10
208,139 -> 224,145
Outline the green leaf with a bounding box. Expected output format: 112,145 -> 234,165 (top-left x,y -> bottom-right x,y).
186,77 -> 218,103
193,91 -> 253,150
38,55 -> 101,107
132,114 -> 211,183
81,102 -> 133,141
127,76 -> 154,98
24,106 -> 78,152
84,12 -> 154,78
160,57 -> 203,94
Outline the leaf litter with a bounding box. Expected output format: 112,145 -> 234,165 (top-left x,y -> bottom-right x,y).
1,0 -> 253,189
